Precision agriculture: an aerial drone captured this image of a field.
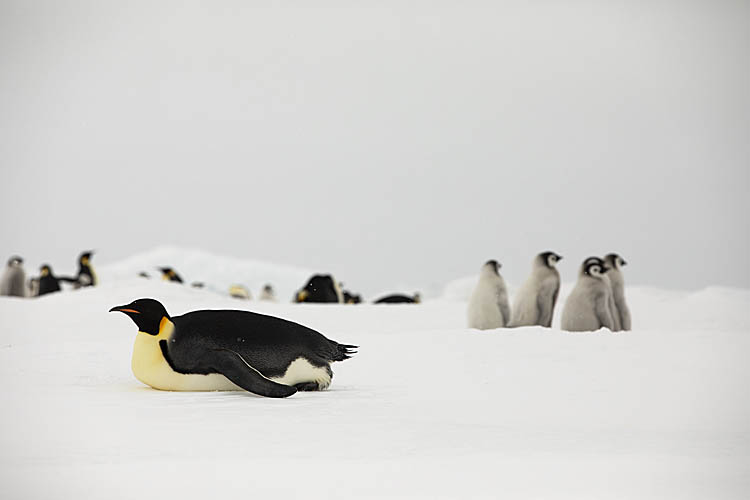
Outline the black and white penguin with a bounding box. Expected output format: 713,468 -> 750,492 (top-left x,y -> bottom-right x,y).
76,251 -> 97,287
604,253 -> 631,331
229,284 -> 252,300
295,274 -> 343,303
259,284 -> 277,302
582,256 -> 621,332
509,251 -> 562,327
159,267 -> 184,283
467,260 -> 511,330
561,257 -> 615,332
343,290 -> 362,304
373,293 -> 421,304
0,256 -> 27,297
37,264 -> 62,296
109,298 -> 357,397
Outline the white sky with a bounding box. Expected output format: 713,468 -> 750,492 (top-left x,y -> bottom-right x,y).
1,1 -> 748,294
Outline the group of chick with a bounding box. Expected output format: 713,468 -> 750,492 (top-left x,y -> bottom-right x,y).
0,251 -> 96,298
468,251 -> 631,332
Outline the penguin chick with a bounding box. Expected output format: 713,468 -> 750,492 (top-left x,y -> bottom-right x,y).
561,257 -> 615,332
109,298 -> 357,397
604,253 -> 631,331
510,251 -> 562,327
37,264 -> 62,296
467,260 -> 511,330
159,267 -> 184,283
582,256 -> 621,332
0,256 -> 27,297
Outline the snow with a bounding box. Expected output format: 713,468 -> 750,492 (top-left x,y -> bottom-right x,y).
1,249 -> 749,499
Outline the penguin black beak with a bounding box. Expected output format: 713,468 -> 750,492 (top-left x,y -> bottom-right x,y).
622,260 -> 628,266
109,305 -> 140,314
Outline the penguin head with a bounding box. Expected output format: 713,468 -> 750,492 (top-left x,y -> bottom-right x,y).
483,260 -> 501,275
79,251 -> 94,265
7,256 -> 23,267
539,251 -> 562,269
582,257 -> 608,278
109,298 -> 171,336
40,264 -> 53,276
413,292 -> 422,304
604,253 -> 627,270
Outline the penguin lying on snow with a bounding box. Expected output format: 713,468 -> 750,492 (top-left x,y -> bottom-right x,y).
295,274 -> 342,303
374,293 -> 421,304
0,256 -> 27,297
159,267 -> 184,283
59,251 -> 98,288
110,298 -> 357,397
259,284 -> 276,302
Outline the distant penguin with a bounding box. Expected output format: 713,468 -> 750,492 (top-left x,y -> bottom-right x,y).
109,298 -> 357,397
138,272 -> 151,279
28,277 -> 40,297
75,251 -> 97,287
510,251 -> 562,327
259,284 -> 277,302
229,284 -> 252,300
582,256 -> 621,332
295,275 -> 343,303
159,267 -> 184,283
343,290 -> 362,304
191,282 -> 205,288
604,253 -> 631,331
0,256 -> 27,297
561,257 -> 615,332
37,264 -> 62,296
467,260 -> 511,330
374,293 -> 421,304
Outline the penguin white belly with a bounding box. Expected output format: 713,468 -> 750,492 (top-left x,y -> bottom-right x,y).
270,357 -> 332,389
132,332 -> 332,391
132,332 -> 242,391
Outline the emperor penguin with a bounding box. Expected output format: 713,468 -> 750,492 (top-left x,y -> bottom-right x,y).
373,293 -> 421,304
159,267 -> 184,283
109,298 -> 357,397
37,264 -> 62,296
509,251 -> 562,327
467,260 -> 511,330
75,251 -> 97,287
0,256 -> 27,297
295,275 -> 343,303
582,256 -> 621,331
561,257 -> 615,332
229,284 -> 252,300
259,284 -> 277,302
604,253 -> 631,331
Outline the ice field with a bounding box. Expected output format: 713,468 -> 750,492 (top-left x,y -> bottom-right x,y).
1,249 -> 748,499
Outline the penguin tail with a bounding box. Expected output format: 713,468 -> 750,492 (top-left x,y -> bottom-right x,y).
331,342 -> 358,361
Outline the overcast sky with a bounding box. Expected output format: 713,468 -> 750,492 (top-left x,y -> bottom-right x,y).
1,1 -> 748,294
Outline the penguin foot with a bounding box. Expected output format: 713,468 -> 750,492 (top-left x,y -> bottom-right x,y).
294,381 -> 324,391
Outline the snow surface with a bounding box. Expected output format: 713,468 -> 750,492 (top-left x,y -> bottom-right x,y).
1,250 -> 749,499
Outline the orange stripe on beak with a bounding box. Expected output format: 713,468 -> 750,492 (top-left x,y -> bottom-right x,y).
118,308 -> 141,314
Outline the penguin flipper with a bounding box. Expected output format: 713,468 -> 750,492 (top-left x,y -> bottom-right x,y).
537,294 -> 553,328
205,349 -> 297,398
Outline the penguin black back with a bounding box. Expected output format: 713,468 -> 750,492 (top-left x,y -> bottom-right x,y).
374,293 -> 421,304
38,264 -> 62,295
295,274 -> 340,303
110,298 -> 357,397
